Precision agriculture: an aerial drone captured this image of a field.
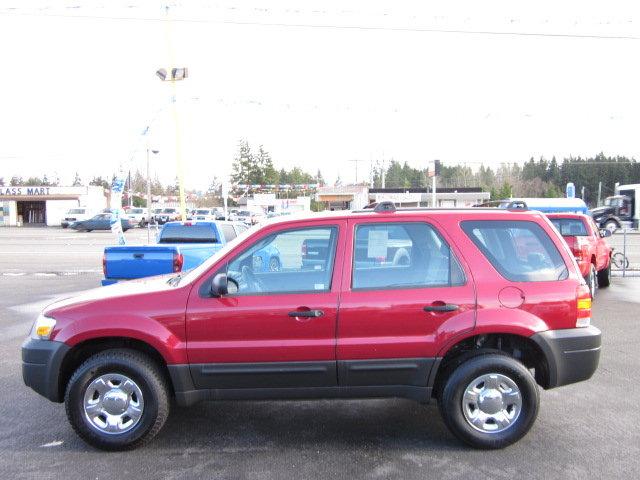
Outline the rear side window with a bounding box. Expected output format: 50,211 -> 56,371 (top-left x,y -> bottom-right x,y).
158,224 -> 218,243
461,220 -> 568,282
352,222 -> 465,290
549,218 -> 588,236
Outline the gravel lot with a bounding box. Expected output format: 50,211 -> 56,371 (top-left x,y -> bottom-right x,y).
1,227 -> 639,479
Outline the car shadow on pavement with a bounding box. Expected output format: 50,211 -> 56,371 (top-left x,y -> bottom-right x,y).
148,398 -> 463,452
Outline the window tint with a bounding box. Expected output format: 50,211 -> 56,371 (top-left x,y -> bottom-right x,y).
158,224 -> 218,243
550,218 -> 588,236
462,220 -> 568,282
220,224 -> 237,242
227,227 -> 338,295
352,222 -> 465,290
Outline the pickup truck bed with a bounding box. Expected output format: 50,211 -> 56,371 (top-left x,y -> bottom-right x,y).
102,221 -> 245,285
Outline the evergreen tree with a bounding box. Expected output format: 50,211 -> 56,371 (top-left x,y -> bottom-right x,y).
72,172 -> 82,186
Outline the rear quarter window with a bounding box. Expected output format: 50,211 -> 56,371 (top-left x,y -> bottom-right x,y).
461,220 -> 568,282
549,218 -> 588,236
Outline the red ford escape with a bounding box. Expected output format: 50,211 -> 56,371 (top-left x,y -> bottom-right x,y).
22,203 -> 601,450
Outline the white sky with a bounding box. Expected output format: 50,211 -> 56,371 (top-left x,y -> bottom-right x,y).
1,0 -> 639,189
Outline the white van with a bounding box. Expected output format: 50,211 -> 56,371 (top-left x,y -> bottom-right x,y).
61,207 -> 94,228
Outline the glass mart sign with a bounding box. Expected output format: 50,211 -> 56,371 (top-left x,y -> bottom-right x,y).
0,186 -> 87,197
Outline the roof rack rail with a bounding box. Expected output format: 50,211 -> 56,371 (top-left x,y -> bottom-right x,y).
353,200 -> 529,213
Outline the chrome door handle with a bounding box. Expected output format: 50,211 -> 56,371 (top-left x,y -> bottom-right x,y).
423,304 -> 459,312
288,310 -> 324,318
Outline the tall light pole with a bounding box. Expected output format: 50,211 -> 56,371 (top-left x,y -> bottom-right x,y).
156,67 -> 189,220
146,148 -> 159,244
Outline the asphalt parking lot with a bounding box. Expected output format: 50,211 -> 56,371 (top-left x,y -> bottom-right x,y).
1,227 -> 639,479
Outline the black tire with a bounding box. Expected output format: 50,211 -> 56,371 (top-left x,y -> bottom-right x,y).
438,354 -> 539,449
604,220 -> 618,234
64,349 -> 170,451
586,264 -> 597,298
597,262 -> 611,288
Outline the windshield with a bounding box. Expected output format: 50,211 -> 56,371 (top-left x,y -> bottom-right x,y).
163,208 -> 177,213
604,197 -> 623,207
130,209 -> 144,214
178,225 -> 256,284
196,209 -> 210,215
68,209 -> 85,214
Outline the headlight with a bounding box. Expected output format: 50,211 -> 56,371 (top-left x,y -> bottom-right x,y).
30,314 -> 56,340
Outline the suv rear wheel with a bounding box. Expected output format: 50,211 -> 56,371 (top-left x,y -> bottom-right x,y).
64,349 -> 170,451
438,354 -> 539,449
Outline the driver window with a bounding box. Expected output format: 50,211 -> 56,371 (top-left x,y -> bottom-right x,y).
226,226 -> 338,295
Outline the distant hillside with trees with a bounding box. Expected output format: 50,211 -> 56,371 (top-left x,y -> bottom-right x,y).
371,153 -> 639,205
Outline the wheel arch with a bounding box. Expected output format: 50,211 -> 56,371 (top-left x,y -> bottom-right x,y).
57,337 -> 174,403
432,332 -> 551,399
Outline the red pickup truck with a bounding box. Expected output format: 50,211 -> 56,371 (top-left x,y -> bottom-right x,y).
547,213 -> 612,297
22,204 -> 600,451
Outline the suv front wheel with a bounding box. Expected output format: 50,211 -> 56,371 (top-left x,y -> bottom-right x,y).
438,353 -> 539,449
64,349 -> 170,451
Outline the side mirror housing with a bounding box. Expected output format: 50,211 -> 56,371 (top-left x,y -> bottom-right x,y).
600,229 -> 612,238
210,273 -> 228,297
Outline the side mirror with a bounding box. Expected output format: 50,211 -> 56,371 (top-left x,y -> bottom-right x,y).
600,229 -> 612,238
210,273 -> 228,297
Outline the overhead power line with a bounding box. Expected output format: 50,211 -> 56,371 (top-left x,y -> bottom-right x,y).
0,11 -> 638,41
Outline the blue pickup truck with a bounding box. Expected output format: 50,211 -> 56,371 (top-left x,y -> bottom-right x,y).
102,221 -> 280,285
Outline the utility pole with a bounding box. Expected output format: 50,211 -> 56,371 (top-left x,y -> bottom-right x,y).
381,158 -> 386,189
430,160 -> 441,207
598,181 -> 602,206
146,148 -> 159,244
349,159 -> 364,184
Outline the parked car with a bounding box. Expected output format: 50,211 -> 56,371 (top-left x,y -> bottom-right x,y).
60,207 -> 95,228
127,208 -> 150,227
23,202 -> 600,450
156,208 -> 180,224
191,208 -> 216,222
547,213 -> 612,297
101,221 -> 278,285
69,213 -> 132,232
477,197 -> 589,214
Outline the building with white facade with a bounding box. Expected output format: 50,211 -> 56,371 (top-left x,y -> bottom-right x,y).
0,185 -> 107,226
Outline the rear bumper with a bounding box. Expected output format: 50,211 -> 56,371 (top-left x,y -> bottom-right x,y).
22,338 -> 70,403
531,326 -> 601,389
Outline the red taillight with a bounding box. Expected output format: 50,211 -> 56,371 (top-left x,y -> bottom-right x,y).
576,284 -> 592,327
173,253 -> 184,272
102,253 -> 107,276
571,238 -> 586,261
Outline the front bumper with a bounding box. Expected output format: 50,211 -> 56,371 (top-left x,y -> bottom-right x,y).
22,338 -> 70,403
531,326 -> 601,389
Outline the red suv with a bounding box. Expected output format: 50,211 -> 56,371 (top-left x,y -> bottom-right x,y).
22,203 -> 601,450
